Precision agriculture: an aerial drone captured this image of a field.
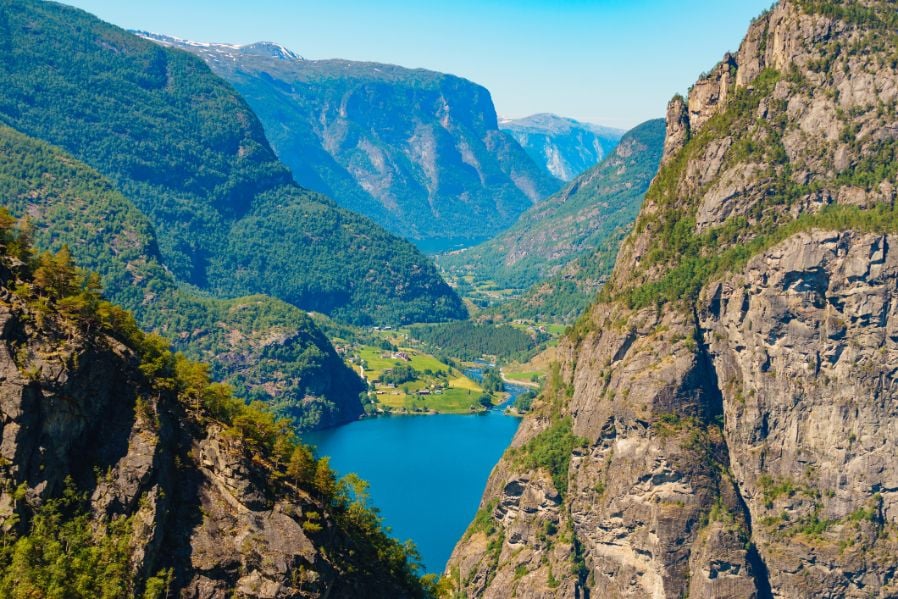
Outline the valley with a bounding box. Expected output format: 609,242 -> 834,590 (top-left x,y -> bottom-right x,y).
0,1 -> 675,592
438,117 -> 666,322
3,0 -> 896,597
145,33 -> 561,251
316,318 -> 552,416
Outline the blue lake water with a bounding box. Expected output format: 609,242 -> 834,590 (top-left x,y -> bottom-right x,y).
303,378 -> 525,574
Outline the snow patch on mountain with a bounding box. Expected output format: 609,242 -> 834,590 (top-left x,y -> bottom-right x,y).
134,31 -> 303,62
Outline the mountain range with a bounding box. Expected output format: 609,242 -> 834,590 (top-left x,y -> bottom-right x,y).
499,113 -> 624,181
142,33 -> 562,252
0,1 -> 464,326
0,0 -> 472,430
4,0 -> 898,597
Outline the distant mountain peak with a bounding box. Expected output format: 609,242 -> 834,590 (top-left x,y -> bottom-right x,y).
499,113 -> 626,181
240,41 -> 302,61
134,31 -> 303,62
499,113 -> 624,137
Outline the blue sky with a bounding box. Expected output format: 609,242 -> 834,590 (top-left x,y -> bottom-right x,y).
61,0 -> 773,130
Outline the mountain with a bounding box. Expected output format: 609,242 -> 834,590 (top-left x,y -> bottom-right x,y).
0,0 -> 465,325
448,1 -> 898,597
439,118 -> 665,320
140,33 -> 562,252
0,123 -> 365,430
0,221 -> 433,597
500,113 -> 624,182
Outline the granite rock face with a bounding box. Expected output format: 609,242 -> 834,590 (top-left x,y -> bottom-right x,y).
447,2 -> 898,597
699,230 -> 898,597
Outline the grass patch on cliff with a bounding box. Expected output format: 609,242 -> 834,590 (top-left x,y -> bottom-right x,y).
457,499 -> 505,591
797,1 -> 898,31
617,201 -> 898,310
464,499 -> 499,541
508,417 -> 587,498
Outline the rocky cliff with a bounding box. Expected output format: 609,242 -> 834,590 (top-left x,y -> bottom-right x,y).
142,34 -> 561,252
446,2 -> 898,597
499,114 -> 624,182
0,222 -> 431,597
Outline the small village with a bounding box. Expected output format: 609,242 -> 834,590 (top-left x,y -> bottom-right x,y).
357,350 -> 497,414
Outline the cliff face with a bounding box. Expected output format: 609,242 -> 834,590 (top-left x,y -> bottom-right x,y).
142,34 -> 561,251
0,236 -> 428,597
447,2 -> 898,597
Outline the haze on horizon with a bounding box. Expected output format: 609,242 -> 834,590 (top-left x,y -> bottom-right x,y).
60,0 -> 773,130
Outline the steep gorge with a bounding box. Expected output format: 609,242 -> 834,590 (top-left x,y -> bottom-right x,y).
447,2 -> 898,597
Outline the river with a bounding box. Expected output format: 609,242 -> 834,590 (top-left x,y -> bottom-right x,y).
303,372 -> 526,574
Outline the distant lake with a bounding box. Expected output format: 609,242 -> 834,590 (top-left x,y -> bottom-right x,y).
303,372 -> 525,574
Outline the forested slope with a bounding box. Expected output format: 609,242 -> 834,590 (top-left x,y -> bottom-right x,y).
0,124 -> 364,430
0,0 -> 465,325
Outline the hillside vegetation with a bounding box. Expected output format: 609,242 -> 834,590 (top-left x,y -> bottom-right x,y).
0,211 -> 437,597
0,122 -> 364,430
0,0 -> 465,325
410,321 -> 548,363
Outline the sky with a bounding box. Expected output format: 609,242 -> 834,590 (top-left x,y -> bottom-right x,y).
60,0 -> 774,130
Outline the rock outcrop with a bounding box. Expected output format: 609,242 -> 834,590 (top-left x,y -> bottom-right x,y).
447,2 -> 898,597
0,241 -> 428,597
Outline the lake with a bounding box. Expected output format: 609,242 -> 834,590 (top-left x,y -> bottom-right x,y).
303,377 -> 525,574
